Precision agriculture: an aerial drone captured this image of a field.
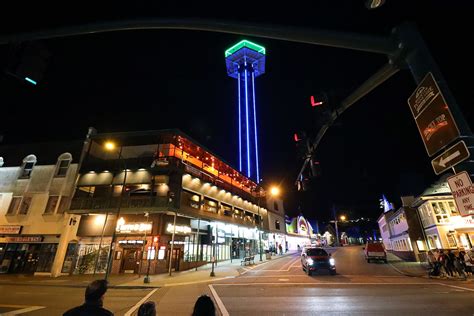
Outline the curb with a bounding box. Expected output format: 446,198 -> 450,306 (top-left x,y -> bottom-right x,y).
387,261 -> 425,278
0,281 -> 159,289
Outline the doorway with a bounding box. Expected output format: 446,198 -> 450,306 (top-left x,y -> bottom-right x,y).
121,249 -> 140,273
168,248 -> 180,271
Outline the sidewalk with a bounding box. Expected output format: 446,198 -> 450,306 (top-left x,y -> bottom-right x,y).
0,251 -> 296,289
120,250 -> 296,288
387,252 -> 474,281
387,252 -> 427,277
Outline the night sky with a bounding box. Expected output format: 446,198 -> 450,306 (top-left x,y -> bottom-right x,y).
1,2 -> 473,221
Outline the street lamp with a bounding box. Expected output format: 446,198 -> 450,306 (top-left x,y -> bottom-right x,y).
333,209 -> 347,247
144,236 -> 158,283
104,141 -> 128,282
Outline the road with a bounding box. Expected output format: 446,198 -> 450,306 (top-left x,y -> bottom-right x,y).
1,246 -> 473,315
208,246 -> 474,315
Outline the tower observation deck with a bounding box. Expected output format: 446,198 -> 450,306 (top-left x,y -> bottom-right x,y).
225,40 -> 266,183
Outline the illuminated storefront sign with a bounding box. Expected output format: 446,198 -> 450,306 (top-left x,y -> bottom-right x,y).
0,236 -> 43,243
118,240 -> 145,246
0,225 -> 22,234
166,223 -> 192,234
116,220 -> 152,234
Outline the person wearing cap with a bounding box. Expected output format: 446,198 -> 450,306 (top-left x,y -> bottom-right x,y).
63,279 -> 114,316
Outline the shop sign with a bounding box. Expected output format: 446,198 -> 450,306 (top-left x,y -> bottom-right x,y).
116,222 -> 152,234
169,240 -> 186,245
166,223 -> 191,234
118,240 -> 145,246
447,171 -> 474,217
0,236 -> 43,243
452,215 -> 474,229
0,225 -> 22,234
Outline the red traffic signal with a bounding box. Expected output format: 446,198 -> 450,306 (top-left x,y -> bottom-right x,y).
310,95 -> 324,107
294,132 -> 306,142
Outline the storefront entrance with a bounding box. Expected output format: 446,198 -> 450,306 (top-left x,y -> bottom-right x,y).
0,244 -> 41,274
167,248 -> 180,272
121,249 -> 141,273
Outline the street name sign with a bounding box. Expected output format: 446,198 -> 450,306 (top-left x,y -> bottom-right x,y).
408,72 -> 460,157
431,140 -> 470,175
447,171 -> 474,217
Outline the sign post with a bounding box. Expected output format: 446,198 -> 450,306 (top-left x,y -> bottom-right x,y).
431,141 -> 470,175
407,72 -> 460,157
447,171 -> 474,217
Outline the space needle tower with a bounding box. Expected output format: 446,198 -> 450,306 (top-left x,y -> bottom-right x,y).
225,40 -> 266,183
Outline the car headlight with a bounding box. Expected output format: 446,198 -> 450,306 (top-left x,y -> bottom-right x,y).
329,258 -> 335,266
306,258 -> 314,265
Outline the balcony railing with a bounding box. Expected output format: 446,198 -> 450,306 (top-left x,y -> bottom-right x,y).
69,196 -> 169,210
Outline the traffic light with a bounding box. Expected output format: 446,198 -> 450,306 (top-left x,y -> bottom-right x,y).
293,131 -> 308,160
310,92 -> 328,108
5,41 -> 50,86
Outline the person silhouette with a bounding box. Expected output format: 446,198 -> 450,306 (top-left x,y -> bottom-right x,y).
192,295 -> 215,316
138,301 -> 156,316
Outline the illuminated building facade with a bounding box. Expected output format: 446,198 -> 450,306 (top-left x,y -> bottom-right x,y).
225,40 -> 266,183
68,129 -> 278,275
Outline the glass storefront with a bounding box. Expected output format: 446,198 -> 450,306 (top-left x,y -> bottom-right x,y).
72,239 -> 111,274
0,243 -> 58,274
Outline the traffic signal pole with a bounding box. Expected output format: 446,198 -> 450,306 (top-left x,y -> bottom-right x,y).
394,22 -> 474,176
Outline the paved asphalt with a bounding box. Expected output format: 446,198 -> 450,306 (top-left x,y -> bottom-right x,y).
0,246 -> 473,315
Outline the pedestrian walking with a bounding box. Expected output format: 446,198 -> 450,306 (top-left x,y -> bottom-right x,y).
453,252 -> 467,279
462,250 -> 474,276
192,295 -> 215,316
63,279 -> 114,316
446,250 -> 456,277
138,301 -> 156,316
279,244 -> 283,255
426,251 -> 438,277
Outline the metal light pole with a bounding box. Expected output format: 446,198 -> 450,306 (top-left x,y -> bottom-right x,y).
104,144 -> 127,282
210,222 -> 216,277
257,195 -> 263,262
142,212 -> 150,283
168,211 -> 177,276
93,211 -> 109,275
332,205 -> 340,247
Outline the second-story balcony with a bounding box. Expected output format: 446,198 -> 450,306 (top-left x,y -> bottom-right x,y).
69,196 -> 169,212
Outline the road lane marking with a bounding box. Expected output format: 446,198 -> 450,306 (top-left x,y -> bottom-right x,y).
436,283 -> 474,292
279,257 -> 301,271
212,282 -> 437,286
124,288 -> 158,316
209,284 -> 230,316
163,276 -> 235,287
2,306 -> 45,315
278,279 -> 290,281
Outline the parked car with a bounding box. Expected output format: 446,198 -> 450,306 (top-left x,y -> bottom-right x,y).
301,247 -> 336,275
364,242 -> 387,263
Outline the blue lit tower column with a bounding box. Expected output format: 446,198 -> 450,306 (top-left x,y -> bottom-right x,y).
225,40 -> 266,183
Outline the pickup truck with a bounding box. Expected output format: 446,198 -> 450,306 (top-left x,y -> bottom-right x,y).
364,242 -> 387,263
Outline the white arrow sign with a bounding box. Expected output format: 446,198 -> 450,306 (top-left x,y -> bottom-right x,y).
439,150 -> 461,167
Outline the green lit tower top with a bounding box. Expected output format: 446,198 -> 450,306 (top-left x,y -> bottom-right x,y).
225,40 -> 266,183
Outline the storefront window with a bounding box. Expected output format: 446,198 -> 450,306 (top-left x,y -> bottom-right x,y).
221,204 -> 232,217
62,243 -> 78,274
431,202 -> 449,224
203,198 -> 218,213
447,201 -> 458,215
36,244 -> 58,272
73,243 -> 110,274
234,208 -> 243,219
446,233 -> 458,248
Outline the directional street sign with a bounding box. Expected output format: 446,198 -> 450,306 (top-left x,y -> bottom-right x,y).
431,140 -> 470,175
408,72 -> 460,157
447,171 -> 474,217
